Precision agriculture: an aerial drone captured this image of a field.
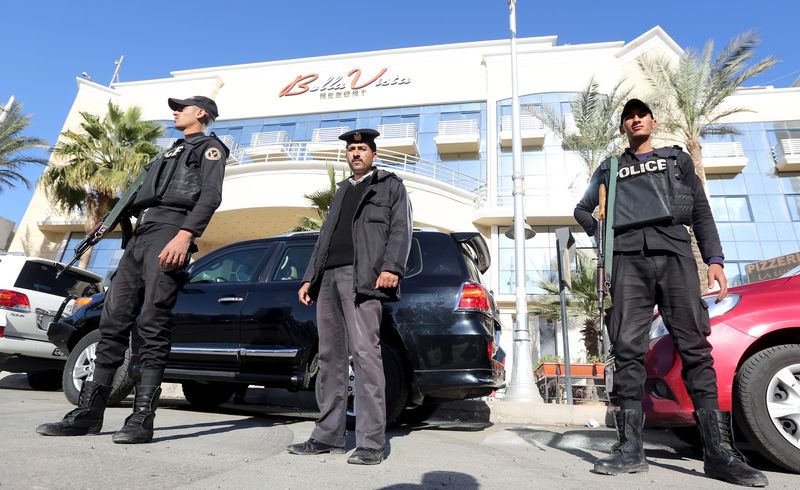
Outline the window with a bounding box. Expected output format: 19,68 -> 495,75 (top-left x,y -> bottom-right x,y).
61,232 -> 123,285
189,248 -> 268,284
788,195 -> 800,221
710,196 -> 753,222
15,262 -> 102,298
272,245 -> 314,282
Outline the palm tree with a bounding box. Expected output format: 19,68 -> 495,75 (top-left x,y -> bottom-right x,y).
40,102 -> 162,267
41,102 -> 163,232
638,31 -> 776,285
0,101 -> 48,192
637,31 -> 776,188
530,253 -> 608,358
539,77 -> 632,177
296,164 -> 339,230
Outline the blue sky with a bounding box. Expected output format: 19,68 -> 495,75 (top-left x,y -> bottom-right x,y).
1,0 -> 798,226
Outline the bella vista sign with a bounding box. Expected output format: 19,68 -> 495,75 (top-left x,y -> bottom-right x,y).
279,67 -> 411,99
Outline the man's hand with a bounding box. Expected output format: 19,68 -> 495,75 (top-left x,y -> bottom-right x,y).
298,282 -> 313,306
707,263 -> 728,302
158,230 -> 193,270
375,271 -> 399,289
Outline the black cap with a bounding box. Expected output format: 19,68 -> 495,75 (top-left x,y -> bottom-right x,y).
620,98 -> 653,127
168,96 -> 219,119
339,128 -> 380,151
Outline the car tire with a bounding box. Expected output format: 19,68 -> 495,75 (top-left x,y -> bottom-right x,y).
735,344 -> 800,473
26,370 -> 62,391
315,342 -> 408,430
182,382 -> 238,409
62,329 -> 134,407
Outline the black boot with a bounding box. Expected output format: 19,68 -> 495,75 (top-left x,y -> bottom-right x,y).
594,408 -> 649,475
695,409 -> 768,487
36,380 -> 111,436
112,384 -> 161,444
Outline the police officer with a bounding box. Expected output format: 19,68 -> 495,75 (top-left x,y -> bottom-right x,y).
574,99 -> 767,486
37,96 -> 228,444
287,129 -> 412,465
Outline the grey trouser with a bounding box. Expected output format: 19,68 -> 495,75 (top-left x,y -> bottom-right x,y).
311,265 -> 385,450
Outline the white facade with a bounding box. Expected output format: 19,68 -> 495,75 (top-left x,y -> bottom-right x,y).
10,27 -> 800,367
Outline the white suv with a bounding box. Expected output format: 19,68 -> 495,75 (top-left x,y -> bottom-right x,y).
0,254 -> 103,390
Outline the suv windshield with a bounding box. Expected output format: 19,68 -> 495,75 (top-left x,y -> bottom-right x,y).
14,262 -> 102,298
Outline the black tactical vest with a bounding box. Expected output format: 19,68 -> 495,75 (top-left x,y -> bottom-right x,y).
609,147 -> 692,230
133,138 -> 204,210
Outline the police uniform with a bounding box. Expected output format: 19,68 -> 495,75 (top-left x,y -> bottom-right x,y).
575,145 -> 722,410
574,99 -> 767,486
287,129 -> 413,466
37,96 -> 227,444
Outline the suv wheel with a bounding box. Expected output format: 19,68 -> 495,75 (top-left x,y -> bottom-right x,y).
315,342 -> 408,429
182,382 -> 238,409
26,370 -> 62,391
735,344 -> 800,473
62,329 -> 134,406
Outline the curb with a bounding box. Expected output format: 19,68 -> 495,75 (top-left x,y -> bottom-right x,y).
160,383 -> 606,427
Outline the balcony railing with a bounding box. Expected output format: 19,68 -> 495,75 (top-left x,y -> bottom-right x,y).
435,120 -> 480,153
499,114 -> 546,147
250,130 -> 290,146
377,122 -> 417,139
376,123 -> 418,154
499,114 -> 544,132
312,126 -> 351,143
226,141 -> 484,195
700,141 -> 747,174
438,119 -> 479,136
775,138 -> 800,172
702,142 -> 745,158
218,135 -> 244,164
155,138 -> 177,150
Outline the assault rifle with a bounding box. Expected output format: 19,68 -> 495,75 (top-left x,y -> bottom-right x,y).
597,183 -> 610,343
56,168 -> 148,278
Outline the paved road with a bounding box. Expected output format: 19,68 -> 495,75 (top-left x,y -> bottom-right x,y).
1,374 -> 794,489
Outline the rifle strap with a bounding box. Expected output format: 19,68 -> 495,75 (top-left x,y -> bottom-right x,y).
603,156 -> 618,282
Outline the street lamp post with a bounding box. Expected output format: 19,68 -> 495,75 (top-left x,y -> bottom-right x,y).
503,0 -> 543,403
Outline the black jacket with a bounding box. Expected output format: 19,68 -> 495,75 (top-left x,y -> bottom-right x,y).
574,147 -> 723,262
303,169 -> 413,301
135,133 -> 228,237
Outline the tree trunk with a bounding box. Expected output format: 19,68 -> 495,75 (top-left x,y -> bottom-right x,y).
685,139 -> 711,293
581,320 -> 600,358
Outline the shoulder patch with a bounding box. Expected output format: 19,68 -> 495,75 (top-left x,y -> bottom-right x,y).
204,147 -> 221,161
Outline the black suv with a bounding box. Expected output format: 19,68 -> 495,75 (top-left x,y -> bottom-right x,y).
49,231 -> 505,423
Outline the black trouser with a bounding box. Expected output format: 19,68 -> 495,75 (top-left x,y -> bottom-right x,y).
609,250 -> 718,412
94,222 -> 187,385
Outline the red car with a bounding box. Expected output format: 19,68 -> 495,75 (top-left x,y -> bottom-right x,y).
642,265 -> 800,472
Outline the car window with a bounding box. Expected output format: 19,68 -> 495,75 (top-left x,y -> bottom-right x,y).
271,245 -> 314,282
462,251 -> 484,284
14,262 -> 102,298
189,248 -> 267,284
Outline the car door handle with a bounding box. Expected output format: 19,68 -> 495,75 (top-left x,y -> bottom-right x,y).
218,296 -> 244,304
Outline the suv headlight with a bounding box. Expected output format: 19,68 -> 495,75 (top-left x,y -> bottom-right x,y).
649,294 -> 741,340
